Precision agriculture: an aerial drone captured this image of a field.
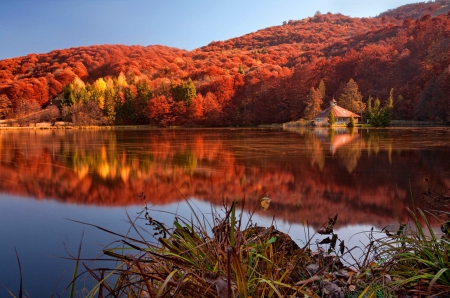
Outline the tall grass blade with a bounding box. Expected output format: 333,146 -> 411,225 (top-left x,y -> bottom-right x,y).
230,201 -> 236,247
429,268 -> 449,290
81,263 -> 118,298
14,247 -> 23,298
83,262 -> 125,298
69,230 -> 84,298
258,279 -> 283,298
156,269 -> 178,298
418,208 -> 437,242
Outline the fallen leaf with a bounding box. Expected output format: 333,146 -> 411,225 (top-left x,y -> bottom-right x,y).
260,197 -> 271,210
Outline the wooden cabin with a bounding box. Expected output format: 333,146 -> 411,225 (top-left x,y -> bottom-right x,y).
314,100 -> 361,125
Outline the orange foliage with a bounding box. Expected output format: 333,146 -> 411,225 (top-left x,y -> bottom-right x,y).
1,2 -> 450,122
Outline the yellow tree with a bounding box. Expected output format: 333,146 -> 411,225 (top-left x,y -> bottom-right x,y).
93,78 -> 107,109
303,87 -> 323,120
338,78 -> 362,114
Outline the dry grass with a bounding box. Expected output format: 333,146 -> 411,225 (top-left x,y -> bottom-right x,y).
60,186 -> 450,298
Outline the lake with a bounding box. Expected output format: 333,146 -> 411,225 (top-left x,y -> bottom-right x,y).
1,127 -> 449,297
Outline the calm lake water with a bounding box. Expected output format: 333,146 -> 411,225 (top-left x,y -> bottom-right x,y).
1,127 -> 449,297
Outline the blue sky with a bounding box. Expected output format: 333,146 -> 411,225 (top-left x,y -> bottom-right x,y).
0,0 -> 417,60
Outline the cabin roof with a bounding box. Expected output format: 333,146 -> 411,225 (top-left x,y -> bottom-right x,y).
315,105 -> 361,119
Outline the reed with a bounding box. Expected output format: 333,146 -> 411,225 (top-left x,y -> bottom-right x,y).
64,188 -> 450,297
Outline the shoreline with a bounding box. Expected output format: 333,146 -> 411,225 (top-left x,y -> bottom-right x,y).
0,120 -> 447,131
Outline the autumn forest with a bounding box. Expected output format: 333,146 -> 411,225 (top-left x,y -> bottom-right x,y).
1,1 -> 450,126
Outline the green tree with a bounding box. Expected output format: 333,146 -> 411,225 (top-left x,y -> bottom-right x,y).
363,96 -> 374,124
60,84 -> 77,106
170,78 -> 196,105
328,109 -> 335,125
370,97 -> 383,126
103,88 -> 116,123
338,78 -> 362,114
115,86 -> 137,124
365,89 -> 394,127
303,87 -> 323,120
381,88 -> 394,126
135,80 -> 153,123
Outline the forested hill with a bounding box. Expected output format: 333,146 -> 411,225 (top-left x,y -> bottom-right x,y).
1,0 -> 450,126
378,0 -> 450,19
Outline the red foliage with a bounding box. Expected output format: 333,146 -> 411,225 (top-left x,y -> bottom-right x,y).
147,95 -> 172,126
1,1 -> 450,123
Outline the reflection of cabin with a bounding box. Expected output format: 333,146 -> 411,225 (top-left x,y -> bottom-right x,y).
314,100 -> 361,125
314,128 -> 360,155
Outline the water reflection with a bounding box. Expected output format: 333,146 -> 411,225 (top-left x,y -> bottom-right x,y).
0,128 -> 449,228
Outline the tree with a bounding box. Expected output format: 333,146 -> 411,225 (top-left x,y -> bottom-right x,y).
328,109 -> 335,125
347,114 -> 355,128
366,97 -> 382,126
170,78 -> 196,105
363,96 -> 374,124
16,100 -> 41,126
93,77 -> 107,110
103,88 -> 116,123
40,105 -> 60,124
318,79 -> 326,99
148,95 -> 172,126
365,89 -> 394,126
380,88 -> 394,126
134,80 -> 153,123
338,78 -> 362,114
0,94 -> 11,119
303,87 -> 323,120
62,100 -> 106,125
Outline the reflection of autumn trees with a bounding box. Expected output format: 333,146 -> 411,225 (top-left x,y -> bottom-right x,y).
0,129 -> 448,228
336,139 -> 362,173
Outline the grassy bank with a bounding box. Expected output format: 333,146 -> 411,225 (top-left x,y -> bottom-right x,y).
58,188 -> 450,298
0,123 -> 162,131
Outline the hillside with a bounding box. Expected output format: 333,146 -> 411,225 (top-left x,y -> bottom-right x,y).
378,0 -> 450,19
1,1 -> 450,126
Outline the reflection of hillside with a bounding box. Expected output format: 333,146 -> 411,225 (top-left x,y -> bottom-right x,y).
0,129 -> 449,228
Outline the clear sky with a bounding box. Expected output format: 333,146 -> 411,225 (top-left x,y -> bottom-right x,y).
0,0 -> 418,60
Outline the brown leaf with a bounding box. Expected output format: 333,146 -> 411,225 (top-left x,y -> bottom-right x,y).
260,197 -> 271,210
339,240 -> 345,255
330,234 -> 338,249
319,237 -> 331,244
317,227 -> 332,234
